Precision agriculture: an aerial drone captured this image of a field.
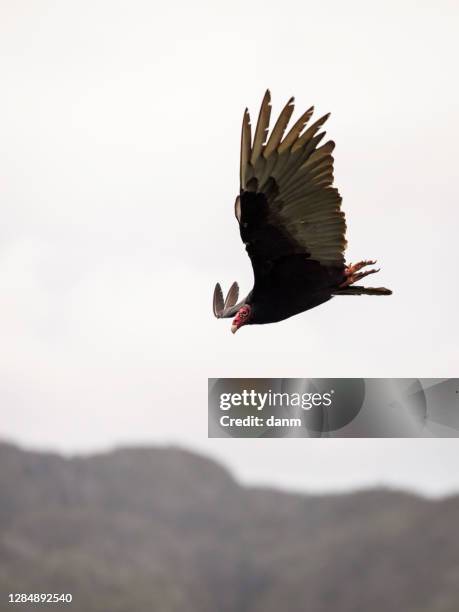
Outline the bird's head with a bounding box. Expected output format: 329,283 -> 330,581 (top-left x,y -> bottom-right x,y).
231,305 -> 252,334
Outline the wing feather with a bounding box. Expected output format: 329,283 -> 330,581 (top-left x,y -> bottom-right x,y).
240,109 -> 252,189
250,90 -> 271,167
278,106 -> 314,153
224,282 -> 239,310
213,283 -> 224,318
292,114 -> 330,152
263,97 -> 295,158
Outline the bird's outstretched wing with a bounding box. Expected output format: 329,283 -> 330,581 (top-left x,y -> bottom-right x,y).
237,90 -> 346,279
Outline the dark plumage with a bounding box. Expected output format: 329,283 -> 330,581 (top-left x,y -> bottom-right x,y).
213,91 -> 392,333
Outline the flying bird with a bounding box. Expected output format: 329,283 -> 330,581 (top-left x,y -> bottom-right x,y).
213,91 -> 392,333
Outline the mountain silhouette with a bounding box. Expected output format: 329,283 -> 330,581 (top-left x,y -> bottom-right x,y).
0,441 -> 458,612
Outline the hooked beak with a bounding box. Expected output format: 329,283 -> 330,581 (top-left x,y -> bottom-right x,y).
231,324 -> 238,334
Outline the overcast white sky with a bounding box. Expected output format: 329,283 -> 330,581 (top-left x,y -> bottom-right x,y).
1,0 -> 458,496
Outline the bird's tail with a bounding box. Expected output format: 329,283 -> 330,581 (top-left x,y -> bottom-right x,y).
333,285 -> 392,296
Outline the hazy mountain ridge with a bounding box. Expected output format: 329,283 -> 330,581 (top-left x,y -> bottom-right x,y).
0,442 -> 458,612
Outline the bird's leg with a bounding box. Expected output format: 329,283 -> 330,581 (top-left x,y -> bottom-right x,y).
340,260 -> 380,287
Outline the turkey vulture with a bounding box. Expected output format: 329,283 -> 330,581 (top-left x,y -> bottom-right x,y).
213,91 -> 392,333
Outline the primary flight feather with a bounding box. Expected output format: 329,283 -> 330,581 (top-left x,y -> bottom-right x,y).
214,90 -> 392,333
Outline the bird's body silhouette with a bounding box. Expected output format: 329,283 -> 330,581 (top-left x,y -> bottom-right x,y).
213,91 -> 392,333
